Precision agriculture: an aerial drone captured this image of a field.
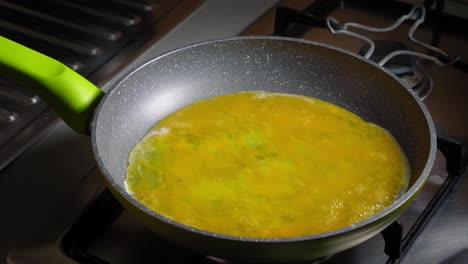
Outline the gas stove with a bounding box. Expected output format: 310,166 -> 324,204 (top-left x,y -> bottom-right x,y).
1,1 -> 468,263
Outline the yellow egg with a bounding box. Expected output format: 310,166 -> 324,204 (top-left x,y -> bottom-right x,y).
125,91 -> 409,238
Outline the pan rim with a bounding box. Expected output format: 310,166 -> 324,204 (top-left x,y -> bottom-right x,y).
90,35 -> 437,243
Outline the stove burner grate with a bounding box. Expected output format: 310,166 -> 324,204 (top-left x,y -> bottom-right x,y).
359,40 -> 433,99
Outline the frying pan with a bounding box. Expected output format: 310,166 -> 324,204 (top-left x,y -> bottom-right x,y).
0,35 -> 436,263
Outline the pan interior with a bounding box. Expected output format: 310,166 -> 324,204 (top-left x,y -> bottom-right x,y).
94,37 -> 432,212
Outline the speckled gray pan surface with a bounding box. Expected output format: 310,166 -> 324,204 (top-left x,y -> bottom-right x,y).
91,36 -> 436,262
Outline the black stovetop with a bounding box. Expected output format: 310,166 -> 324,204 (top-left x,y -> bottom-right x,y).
55,1 -> 468,263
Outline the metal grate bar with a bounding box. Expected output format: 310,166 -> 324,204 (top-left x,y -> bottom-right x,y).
49,0 -> 142,26
0,1 -> 122,41
0,20 -> 102,56
0,85 -> 39,105
0,107 -> 18,123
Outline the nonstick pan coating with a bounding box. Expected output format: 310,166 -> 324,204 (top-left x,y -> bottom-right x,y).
92,36 -> 436,262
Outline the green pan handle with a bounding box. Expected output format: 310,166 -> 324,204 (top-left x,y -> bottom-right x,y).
0,36 -> 104,134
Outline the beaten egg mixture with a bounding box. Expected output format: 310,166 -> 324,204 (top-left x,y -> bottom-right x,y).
125,91 -> 409,238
